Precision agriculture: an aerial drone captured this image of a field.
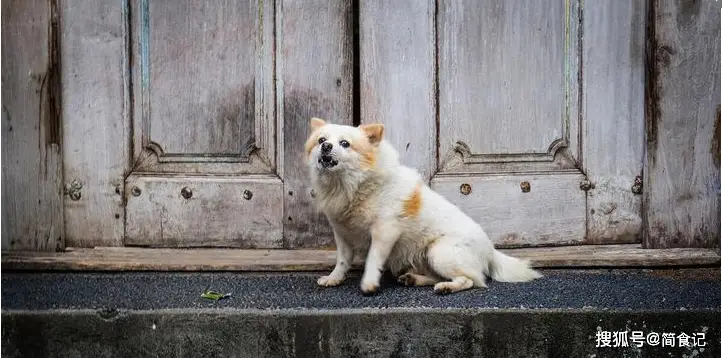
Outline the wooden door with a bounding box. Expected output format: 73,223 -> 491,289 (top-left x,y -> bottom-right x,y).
58,0 -> 643,249
123,0 -> 282,247
361,0 -> 645,247
120,0 -> 353,248
59,0 -> 353,249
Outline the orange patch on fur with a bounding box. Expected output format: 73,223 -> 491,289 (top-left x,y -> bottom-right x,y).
350,139 -> 377,170
401,182 -> 423,218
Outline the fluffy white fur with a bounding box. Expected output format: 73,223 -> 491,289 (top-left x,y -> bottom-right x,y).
306,117 -> 542,295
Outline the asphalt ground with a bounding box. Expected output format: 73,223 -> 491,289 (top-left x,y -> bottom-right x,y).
2,269 -> 719,311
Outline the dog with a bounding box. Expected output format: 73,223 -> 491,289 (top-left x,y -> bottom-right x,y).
305,117 -> 542,295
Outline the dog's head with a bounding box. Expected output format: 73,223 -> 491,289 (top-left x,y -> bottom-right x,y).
304,117 -> 385,174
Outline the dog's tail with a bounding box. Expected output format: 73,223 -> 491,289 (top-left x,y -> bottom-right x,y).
489,250 -> 542,282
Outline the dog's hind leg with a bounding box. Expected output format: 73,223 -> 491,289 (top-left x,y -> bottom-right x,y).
427,239 -> 487,295
397,270 -> 440,287
433,276 -> 475,294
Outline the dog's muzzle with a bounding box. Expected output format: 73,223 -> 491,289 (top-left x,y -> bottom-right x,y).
319,154 -> 338,168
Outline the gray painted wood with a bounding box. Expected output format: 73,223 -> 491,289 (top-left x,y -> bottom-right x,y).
60,0 -> 129,247
434,0 -> 585,246
280,0 -> 354,248
123,0 -> 282,248
125,175 -> 283,248
1,0 -> 64,251
147,1 -> 255,156
582,1 -> 646,244
430,173 -> 587,248
129,0 -> 276,175
644,0 -> 721,249
359,0 -> 436,181
438,0 -> 581,175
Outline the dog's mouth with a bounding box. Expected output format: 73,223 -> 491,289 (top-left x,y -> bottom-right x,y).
318,155 -> 338,168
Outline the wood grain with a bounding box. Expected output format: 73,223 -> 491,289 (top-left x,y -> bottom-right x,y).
430,173 -> 586,247
129,0 -> 276,175
2,245 -> 718,271
644,0 -> 721,248
60,0 -> 129,247
1,0 -> 64,251
279,0 -> 354,248
582,1 -> 646,244
147,1 -> 255,156
359,0 -> 436,181
124,175 -> 284,248
437,0 -> 580,174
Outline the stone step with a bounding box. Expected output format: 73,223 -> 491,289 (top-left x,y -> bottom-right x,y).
2,269 -> 719,358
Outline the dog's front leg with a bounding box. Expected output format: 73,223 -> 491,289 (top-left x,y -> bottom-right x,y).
360,223 -> 400,295
317,225 -> 353,287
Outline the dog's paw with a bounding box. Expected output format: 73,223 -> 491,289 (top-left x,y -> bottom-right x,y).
397,273 -> 416,286
317,275 -> 343,287
433,282 -> 454,295
360,280 -> 380,296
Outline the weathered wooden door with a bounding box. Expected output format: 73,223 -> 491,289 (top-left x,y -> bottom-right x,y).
117,0 -> 354,249
122,1 -> 283,247
361,0 -> 646,247
60,0 -> 353,249
60,0 -> 645,249
6,0 -> 715,254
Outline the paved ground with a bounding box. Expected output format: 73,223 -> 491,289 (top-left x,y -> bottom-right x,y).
2,269 -> 719,311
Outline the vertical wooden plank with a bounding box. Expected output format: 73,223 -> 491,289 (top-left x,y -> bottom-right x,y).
583,2 -> 646,244
60,0 -> 129,247
279,0 -> 353,248
644,0 -> 721,248
359,0 -> 436,181
1,0 -> 64,251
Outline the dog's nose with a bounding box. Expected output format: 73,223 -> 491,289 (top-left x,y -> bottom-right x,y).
321,142 -> 333,153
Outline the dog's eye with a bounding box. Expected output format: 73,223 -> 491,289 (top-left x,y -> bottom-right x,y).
318,137 -> 326,144
339,140 -> 350,148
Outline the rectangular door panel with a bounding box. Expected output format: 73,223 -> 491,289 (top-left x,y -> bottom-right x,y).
129,0 -> 275,174
438,0 -> 580,175
125,175 -> 283,248
431,173 -> 586,247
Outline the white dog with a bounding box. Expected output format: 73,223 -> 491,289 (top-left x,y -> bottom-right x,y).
305,117 -> 541,295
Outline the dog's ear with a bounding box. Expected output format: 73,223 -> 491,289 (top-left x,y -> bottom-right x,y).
310,117 -> 326,131
359,123 -> 385,145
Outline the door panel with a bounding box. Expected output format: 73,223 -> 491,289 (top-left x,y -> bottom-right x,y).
431,173 -> 586,247
438,0 -> 580,175
433,0 -> 585,246
125,176 -> 282,248
147,1 -> 256,157
129,0 -> 275,175
125,0 -> 281,247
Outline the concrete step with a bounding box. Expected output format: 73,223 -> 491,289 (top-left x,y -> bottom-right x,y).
2,269 -> 719,358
